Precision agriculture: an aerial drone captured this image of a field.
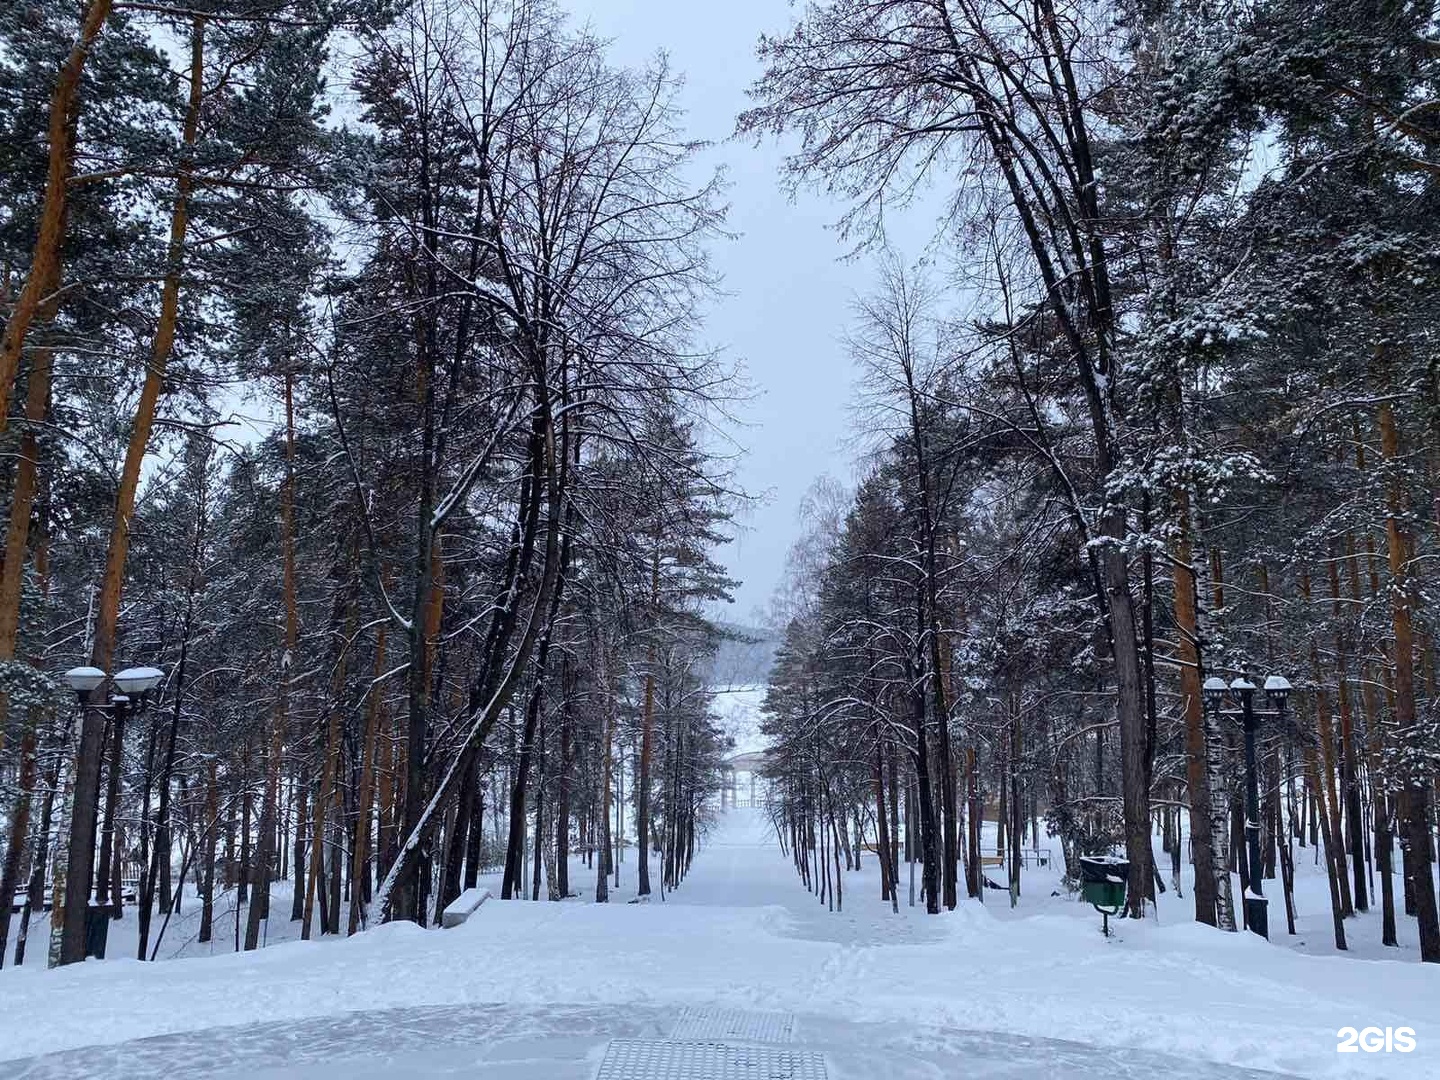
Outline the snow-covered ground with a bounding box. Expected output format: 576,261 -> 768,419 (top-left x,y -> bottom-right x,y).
0,807 -> 1434,1079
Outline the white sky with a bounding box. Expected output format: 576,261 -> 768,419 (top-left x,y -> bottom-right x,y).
566,0 -> 938,624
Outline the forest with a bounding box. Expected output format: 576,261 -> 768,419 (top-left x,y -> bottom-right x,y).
0,0 -> 1438,990
747,0 -> 1440,963
0,0 -> 739,968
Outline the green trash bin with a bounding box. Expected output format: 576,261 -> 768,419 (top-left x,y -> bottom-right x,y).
1079,856 -> 1128,909
1079,855 -> 1128,935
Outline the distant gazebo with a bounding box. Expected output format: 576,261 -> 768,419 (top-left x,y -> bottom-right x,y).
720,750 -> 769,809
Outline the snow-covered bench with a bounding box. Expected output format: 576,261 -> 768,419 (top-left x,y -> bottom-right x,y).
441,887 -> 492,928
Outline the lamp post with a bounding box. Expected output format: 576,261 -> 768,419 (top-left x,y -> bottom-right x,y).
1203,672 -> 1290,940
55,665 -> 163,964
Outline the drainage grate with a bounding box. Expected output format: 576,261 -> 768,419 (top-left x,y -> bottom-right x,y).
594,1039 -> 826,1080
670,1007 -> 796,1044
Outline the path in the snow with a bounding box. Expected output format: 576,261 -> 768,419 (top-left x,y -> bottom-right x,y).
664,807 -> 944,950
663,803 -> 784,906
0,808 -> 1322,1079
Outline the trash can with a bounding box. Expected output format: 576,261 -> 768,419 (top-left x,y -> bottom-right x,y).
85,902 -> 110,959
1079,855 -> 1129,912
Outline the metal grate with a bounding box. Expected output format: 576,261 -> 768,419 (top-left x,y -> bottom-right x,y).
595,1039 -> 826,1080
670,1007 -> 796,1044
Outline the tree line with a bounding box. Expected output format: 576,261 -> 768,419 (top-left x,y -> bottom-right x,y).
0,0 -> 739,968
748,0 -> 1440,962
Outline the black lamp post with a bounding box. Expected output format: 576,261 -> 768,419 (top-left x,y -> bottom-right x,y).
1202,672 -> 1290,940
58,665 -> 164,963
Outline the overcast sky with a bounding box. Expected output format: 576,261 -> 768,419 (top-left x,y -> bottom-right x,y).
565,0 -> 936,626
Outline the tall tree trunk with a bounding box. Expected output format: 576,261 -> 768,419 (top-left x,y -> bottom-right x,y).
245,370 -> 299,950
595,641 -> 614,904
95,710 -> 123,915
137,607 -> 193,961
1330,547 -> 1368,912
1301,708 -> 1348,951
463,757 -> 483,891
1008,702 -> 1022,908
1366,665 -> 1398,946
437,743 -> 473,917
302,597 -> 353,939
873,742 -> 892,902
347,616 -> 386,933
290,775 -> 307,922
1101,536 -> 1152,921
1378,402 -> 1440,961
198,762 -> 217,944
1305,568 -> 1353,918
531,716 -> 546,900
19,711 -> 64,967
964,745 -> 980,899
637,545 -> 659,897
555,660 -> 571,898
908,649 -> 941,914
0,720 -> 39,967
0,341 -> 55,962
58,17 -> 204,966
1204,546 -> 1237,930
375,712 -> 396,887
1174,493 -> 1218,925
502,510 -> 573,899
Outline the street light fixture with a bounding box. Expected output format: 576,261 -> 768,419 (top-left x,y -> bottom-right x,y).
62,666 -> 107,694
114,666 -> 164,699
1203,671 -> 1291,941
1201,676 -> 1228,706
1263,674 -> 1292,703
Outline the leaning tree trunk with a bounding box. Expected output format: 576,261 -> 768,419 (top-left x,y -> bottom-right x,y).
373,411 -> 564,923
137,594 -> 194,961
0,271 -> 59,729
0,0 -> 112,427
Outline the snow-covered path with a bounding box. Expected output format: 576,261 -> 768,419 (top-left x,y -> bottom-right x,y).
664,805 -> 782,907
0,809 -> 1434,1079
665,806 -> 946,949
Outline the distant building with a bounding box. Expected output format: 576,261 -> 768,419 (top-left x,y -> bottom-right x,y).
720,750 -> 769,808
